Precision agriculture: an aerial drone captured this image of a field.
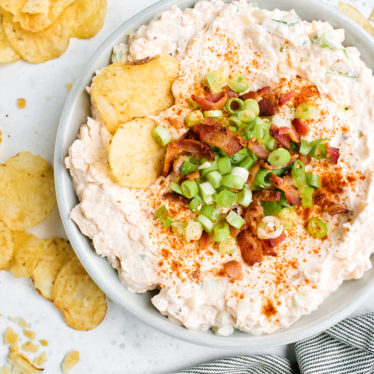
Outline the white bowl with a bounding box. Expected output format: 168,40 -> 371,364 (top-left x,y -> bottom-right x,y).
54,0 -> 374,348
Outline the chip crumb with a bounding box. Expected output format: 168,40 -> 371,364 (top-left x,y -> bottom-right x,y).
33,351 -> 47,368
4,328 -> 19,345
22,341 -> 39,353
16,98 -> 26,109
62,351 -> 80,374
24,330 -> 36,340
0,130 -> 2,144
9,317 -> 31,330
8,344 -> 43,373
65,83 -> 73,92
39,339 -> 48,347
370,10 -> 374,22
0,366 -> 11,374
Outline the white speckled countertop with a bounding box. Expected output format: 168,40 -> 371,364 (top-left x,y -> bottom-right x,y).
0,0 -> 373,373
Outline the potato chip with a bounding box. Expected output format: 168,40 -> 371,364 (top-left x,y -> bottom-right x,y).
8,343 -> 43,373
338,2 -> 374,36
21,341 -> 38,353
369,10 -> 374,22
33,351 -> 47,368
31,238 -> 74,300
0,0 -> 76,32
0,17 -> 20,63
61,351 -> 79,374
69,0 -> 107,39
52,257 -> 107,331
0,152 -> 55,230
91,55 -> 179,133
109,118 -> 165,188
0,221 -> 14,271
10,231 -> 46,278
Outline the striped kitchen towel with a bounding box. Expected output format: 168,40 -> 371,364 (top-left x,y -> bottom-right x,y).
175,313 -> 374,374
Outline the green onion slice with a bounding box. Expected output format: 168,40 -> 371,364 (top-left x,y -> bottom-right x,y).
225,98 -> 244,114
243,99 -> 260,116
155,205 -> 173,227
197,214 -> 214,233
213,222 -> 230,242
206,171 -> 223,189
222,174 -> 245,190
237,187 -> 252,207
295,102 -> 317,120
216,189 -> 237,208
307,217 -> 328,239
218,157 -> 232,175
302,186 -> 314,208
152,125 -> 172,147
226,211 -> 245,229
181,180 -> 199,199
200,205 -> 220,222
185,110 -> 204,127
268,148 -> 291,167
228,75 -> 250,93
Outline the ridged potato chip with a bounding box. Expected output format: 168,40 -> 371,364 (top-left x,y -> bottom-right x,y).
0,221 -> 14,270
69,0 -> 107,39
0,17 -> 20,63
31,238 -> 74,300
109,118 -> 165,188
52,257 -> 107,331
0,0 -> 76,32
91,55 -> 179,133
0,152 -> 55,230
10,231 -> 46,278
338,2 -> 374,36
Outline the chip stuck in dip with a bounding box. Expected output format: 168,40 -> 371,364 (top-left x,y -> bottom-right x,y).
66,0 -> 374,335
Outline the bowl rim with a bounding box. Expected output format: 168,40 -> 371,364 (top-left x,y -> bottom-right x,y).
54,0 -> 374,349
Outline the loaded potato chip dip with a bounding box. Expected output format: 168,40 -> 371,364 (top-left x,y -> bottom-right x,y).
66,0 -> 374,335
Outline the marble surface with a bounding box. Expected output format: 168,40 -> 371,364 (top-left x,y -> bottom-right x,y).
0,0 -> 373,373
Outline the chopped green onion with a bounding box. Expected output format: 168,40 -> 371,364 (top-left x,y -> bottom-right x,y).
222,174 -> 245,190
291,160 -> 305,178
171,221 -> 187,234
189,195 -> 203,212
262,201 -> 282,216
277,207 -> 298,230
319,35 -> 337,50
199,181 -> 215,195
180,159 -> 199,176
225,98 -> 244,114
230,148 -> 249,165
204,110 -> 223,119
218,237 -> 237,254
299,139 -> 312,156
307,217 -> 328,239
264,135 -> 278,151
239,156 -> 255,170
218,157 -> 232,175
216,189 -> 237,208
254,169 -> 273,188
185,110 -> 204,127
198,161 -> 212,170
155,205 -> 173,227
170,181 -> 182,195
201,159 -> 218,177
197,214 -> 214,233
302,186 -> 314,208
238,109 -> 256,123
310,140 -> 327,159
181,180 -> 199,199
188,98 -> 200,110
226,211 -> 245,229
268,148 -> 291,167
228,115 -> 244,128
206,171 -> 222,189
152,125 -> 172,147
306,173 -> 321,189
228,75 -> 249,93
237,187 -> 252,207
185,220 -> 203,241
231,167 -> 249,181
279,192 -> 291,207
200,205 -> 220,222
257,216 -> 284,239
206,71 -> 227,93
295,102 -> 317,120
213,222 -> 230,242
243,99 -> 260,116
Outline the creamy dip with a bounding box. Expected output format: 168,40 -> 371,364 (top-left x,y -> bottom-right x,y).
67,0 -> 374,335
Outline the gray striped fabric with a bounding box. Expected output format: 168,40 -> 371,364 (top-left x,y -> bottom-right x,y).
175,313 -> 374,374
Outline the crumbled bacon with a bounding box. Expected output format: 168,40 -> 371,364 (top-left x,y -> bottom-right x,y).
191,90 -> 228,110
199,232 -> 212,250
247,162 -> 261,186
241,86 -> 270,101
237,230 -> 263,266
185,170 -> 200,180
270,125 -> 290,148
225,86 -> 239,98
278,91 -> 295,106
163,139 -> 215,176
192,120 -> 246,156
173,155 -> 188,176
223,260 -> 243,280
259,154 -> 298,170
163,192 -> 189,205
252,190 -> 281,202
262,231 -> 286,256
270,174 -> 300,205
314,191 -> 349,215
292,118 -> 309,136
325,143 -> 340,164
299,154 -> 311,165
247,139 -> 270,159
259,98 -> 276,116
243,202 -> 264,234
180,129 -> 200,141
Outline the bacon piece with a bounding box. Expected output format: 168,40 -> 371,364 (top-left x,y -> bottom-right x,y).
270,174 -> 300,205
191,90 -> 228,110
163,139 -> 215,176
173,155 -> 188,176
241,86 -> 270,101
314,191 -> 349,216
243,202 -> 264,234
247,139 -> 270,159
180,129 -> 200,141
259,98 -> 276,116
163,192 -> 189,205
325,143 -> 340,164
278,91 -> 295,106
193,120 -> 246,156
292,118 -> 309,136
223,260 -> 243,280
270,125 -> 290,148
252,190 -> 281,202
247,162 -> 261,186
199,232 -> 212,250
259,154 -> 298,170
262,231 -> 286,256
237,230 -> 263,266
229,226 -> 241,238
185,170 -> 200,181
225,86 -> 239,98
282,126 -> 300,143
299,154 -> 311,165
